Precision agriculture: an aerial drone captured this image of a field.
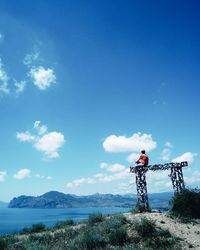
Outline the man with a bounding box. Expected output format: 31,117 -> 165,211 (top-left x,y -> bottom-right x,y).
135,150 -> 149,172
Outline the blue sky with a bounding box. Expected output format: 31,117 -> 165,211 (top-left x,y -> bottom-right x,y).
0,0 -> 199,202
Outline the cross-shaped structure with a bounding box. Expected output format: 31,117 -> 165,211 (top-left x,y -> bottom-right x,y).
130,161 -> 188,210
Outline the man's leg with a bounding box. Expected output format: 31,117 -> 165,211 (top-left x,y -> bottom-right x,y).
135,163 -> 144,173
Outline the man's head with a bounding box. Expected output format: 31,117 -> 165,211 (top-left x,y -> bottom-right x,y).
141,150 -> 146,154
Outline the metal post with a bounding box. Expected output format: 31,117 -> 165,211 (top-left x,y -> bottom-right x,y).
170,167 -> 185,193
135,168 -> 149,210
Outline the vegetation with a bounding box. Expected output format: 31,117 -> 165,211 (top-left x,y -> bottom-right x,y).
21,223 -> 46,234
170,188 -> 200,219
0,212 -> 182,250
133,217 -> 179,250
53,219 -> 74,229
87,212 -> 105,225
133,217 -> 156,238
0,238 -> 7,250
131,203 -> 151,213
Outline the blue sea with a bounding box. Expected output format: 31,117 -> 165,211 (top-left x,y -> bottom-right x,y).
0,207 -> 130,236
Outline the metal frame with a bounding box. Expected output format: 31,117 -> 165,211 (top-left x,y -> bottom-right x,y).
130,161 -> 188,210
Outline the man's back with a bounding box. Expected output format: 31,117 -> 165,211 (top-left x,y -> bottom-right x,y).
139,153 -> 149,166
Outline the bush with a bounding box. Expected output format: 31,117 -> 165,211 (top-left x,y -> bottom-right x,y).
109,227 -> 129,246
132,204 -> 151,213
0,238 -> 7,250
28,233 -> 52,244
53,219 -> 74,229
30,223 -> 46,233
79,229 -> 107,249
103,214 -> 127,234
88,212 -> 104,225
134,217 -> 156,238
170,188 -> 200,219
21,227 -> 31,234
144,236 -> 178,250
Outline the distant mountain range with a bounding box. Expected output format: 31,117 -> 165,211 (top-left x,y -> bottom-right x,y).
8,191 -> 173,209
0,201 -> 8,208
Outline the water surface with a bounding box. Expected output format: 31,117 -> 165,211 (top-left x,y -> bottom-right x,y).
0,207 -> 130,235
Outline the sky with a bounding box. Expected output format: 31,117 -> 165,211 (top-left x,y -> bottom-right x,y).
0,0 -> 199,202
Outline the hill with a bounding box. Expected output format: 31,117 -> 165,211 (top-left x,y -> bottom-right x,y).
1,211 -> 200,249
8,191 -> 173,209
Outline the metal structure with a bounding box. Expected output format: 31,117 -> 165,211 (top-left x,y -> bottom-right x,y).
130,161 -> 188,210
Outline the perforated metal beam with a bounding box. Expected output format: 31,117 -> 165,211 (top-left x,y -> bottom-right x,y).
130,161 -> 188,173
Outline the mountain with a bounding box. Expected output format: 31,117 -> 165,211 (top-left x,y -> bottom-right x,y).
0,201 -> 8,208
8,191 -> 135,208
8,191 -> 173,209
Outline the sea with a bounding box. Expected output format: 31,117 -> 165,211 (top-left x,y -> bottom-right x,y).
0,207 -> 130,236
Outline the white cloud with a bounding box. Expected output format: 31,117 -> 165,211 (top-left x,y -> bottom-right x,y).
97,168 -> 130,183
34,132 -> 65,158
146,169 -> 200,192
30,66 -> 56,90
161,148 -> 171,161
100,162 -> 125,172
160,141 -> 173,161
23,51 -> 39,67
34,121 -> 47,135
0,171 -> 6,182
172,152 -> 196,165
36,174 -> 45,179
94,173 -> 106,178
36,174 -> 52,180
165,142 -> 173,148
185,171 -> 200,186
66,178 -> 96,188
127,152 -> 139,163
13,168 -> 31,180
0,58 -> 10,94
103,132 -> 156,152
17,121 -> 65,159
66,164 -> 131,189
16,131 -> 35,142
116,180 -> 135,194
0,33 -> 4,43
14,80 -> 26,93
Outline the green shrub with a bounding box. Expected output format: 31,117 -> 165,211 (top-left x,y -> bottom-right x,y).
0,238 -> 8,250
21,227 -> 31,234
88,212 -> 104,225
30,223 -> 46,233
103,214 -> 127,234
124,244 -> 141,250
157,228 -> 171,238
132,204 -> 151,213
109,227 -> 129,246
144,236 -> 178,250
170,188 -> 200,219
133,218 -> 180,250
79,229 -> 107,249
53,219 -> 74,229
28,233 -> 52,244
134,217 -> 156,238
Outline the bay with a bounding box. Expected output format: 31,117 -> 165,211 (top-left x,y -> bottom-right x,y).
0,207 -> 130,236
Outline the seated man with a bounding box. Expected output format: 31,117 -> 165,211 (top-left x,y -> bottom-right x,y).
135,150 -> 149,172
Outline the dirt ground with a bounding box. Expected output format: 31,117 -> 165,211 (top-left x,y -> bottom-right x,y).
124,212 -> 200,250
